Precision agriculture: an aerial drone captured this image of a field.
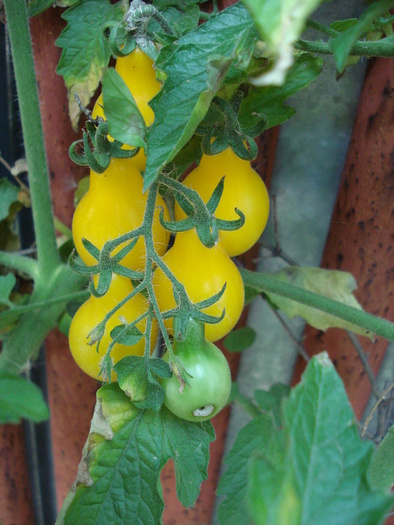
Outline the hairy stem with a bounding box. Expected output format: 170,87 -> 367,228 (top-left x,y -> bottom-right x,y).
295,37 -> 394,58
0,250 -> 38,280
4,0 -> 61,277
241,269 -> 394,341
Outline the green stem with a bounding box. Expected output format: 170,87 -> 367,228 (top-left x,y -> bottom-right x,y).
306,19 -> 339,38
241,269 -> 394,342
4,0 -> 61,277
54,217 -> 73,239
0,289 -> 89,323
295,37 -> 394,58
0,250 -> 38,280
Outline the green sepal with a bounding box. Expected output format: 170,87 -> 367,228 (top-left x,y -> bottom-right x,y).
68,139 -> 89,166
68,250 -> 99,276
167,284 -> 227,341
164,177 -> 245,245
198,96 -> 261,161
206,176 -> 225,213
82,130 -> 110,174
81,237 -> 101,260
173,189 -> 194,216
89,269 -> 112,298
216,209 -> 245,231
108,21 -> 136,57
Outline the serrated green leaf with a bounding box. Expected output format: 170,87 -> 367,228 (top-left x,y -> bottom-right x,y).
247,450 -> 300,525
0,371 -> 50,423
244,354 -> 393,525
254,383 -> 290,428
114,356 -> 170,411
110,324 -> 143,346
282,353 -> 393,525
217,415 -> 277,525
27,0 -> 53,17
368,423 -> 394,492
239,54 -> 324,130
0,274 -> 17,308
62,383 -> 215,524
0,178 -> 20,222
331,0 -> 394,73
102,68 -> 146,148
223,326 -> 256,352
144,2 -> 258,189
264,266 -> 373,339
243,0 -> 323,86
56,0 -> 125,130
150,4 -> 200,37
149,358 -> 172,378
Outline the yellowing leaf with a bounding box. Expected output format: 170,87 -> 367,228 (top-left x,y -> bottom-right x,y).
265,266 -> 373,339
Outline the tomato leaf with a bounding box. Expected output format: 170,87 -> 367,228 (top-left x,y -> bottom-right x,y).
61,383 -> 215,524
115,356 -> 171,411
150,3 -> 200,37
264,266 -> 374,339
27,0 -> 75,17
331,0 -> 394,73
368,423 -> 394,492
223,326 -> 256,352
243,0 -> 323,86
253,383 -> 290,429
102,68 -> 146,149
144,2 -> 258,189
217,415 -> 278,525
56,0 -> 125,130
239,54 -> 324,130
0,178 -> 20,222
0,371 -> 50,424
110,324 -> 143,346
276,353 -> 392,525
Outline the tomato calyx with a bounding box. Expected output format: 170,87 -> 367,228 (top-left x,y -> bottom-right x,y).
196,95 -> 266,161
69,119 -> 141,174
157,267 -> 227,339
158,174 -> 245,248
69,237 -> 144,298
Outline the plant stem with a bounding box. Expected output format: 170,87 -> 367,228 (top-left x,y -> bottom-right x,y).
306,19 -> 339,38
295,37 -> 394,58
0,289 -> 89,324
0,250 -> 38,279
54,217 -> 73,239
268,304 -> 310,362
346,330 -> 380,399
4,0 -> 60,278
241,269 -> 394,341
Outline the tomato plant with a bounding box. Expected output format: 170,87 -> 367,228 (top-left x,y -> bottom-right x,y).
1,0 -> 394,524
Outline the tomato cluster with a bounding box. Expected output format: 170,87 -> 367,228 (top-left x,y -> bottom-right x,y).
69,48 -> 269,422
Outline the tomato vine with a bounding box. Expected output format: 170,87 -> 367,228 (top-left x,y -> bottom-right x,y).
1,0 -> 394,523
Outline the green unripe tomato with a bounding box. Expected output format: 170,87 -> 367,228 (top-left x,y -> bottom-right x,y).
161,320 -> 231,422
